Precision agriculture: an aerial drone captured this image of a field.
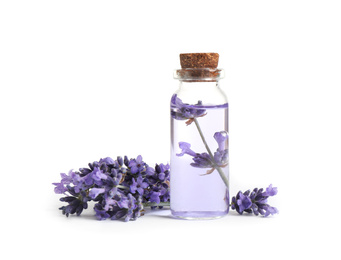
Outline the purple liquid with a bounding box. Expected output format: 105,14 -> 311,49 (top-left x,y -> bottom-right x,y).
170,103 -> 229,219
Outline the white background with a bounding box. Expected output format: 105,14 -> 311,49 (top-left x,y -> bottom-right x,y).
1,0 -> 340,259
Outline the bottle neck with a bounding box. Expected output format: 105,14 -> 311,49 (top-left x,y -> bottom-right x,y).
178,81 -> 221,93
175,80 -> 227,106
174,68 -> 224,82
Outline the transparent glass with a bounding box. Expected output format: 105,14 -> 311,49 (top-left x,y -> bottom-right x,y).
170,69 -> 229,219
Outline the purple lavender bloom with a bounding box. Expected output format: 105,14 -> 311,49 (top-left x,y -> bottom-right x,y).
53,170 -> 80,194
171,94 -> 207,125
103,194 -> 118,211
96,190 -> 126,213
130,176 -> 148,195
264,206 -> 279,217
129,155 -> 145,174
99,157 -> 115,165
145,166 -> 155,176
52,182 -> 68,194
89,173 -> 121,203
59,188 -> 90,217
89,188 -> 105,199
213,131 -> 228,153
145,163 -> 170,206
116,193 -> 129,208
116,156 -> 124,166
177,131 -> 229,174
156,163 -> 170,180
212,131 -> 228,167
94,192 -> 144,221
177,142 -> 214,169
94,205 -> 111,220
79,167 -> 92,177
60,170 -> 76,184
92,167 -> 108,181
149,191 -> 161,204
161,189 -> 170,203
64,172 -> 88,193
213,150 -> 228,166
191,153 -> 214,168
124,194 -> 142,222
103,178 -> 119,197
176,142 -> 197,157
158,172 -> 165,181
231,191 -> 252,214
124,155 -> 130,167
231,184 -> 278,217
84,167 -> 108,186
263,184 -> 278,197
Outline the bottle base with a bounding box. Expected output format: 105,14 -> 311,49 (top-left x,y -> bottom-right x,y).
171,209 -> 228,220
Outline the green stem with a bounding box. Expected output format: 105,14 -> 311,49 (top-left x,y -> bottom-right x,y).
117,184 -> 130,190
193,118 -> 229,188
143,202 -> 170,208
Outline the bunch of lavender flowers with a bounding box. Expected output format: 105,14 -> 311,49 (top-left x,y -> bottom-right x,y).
53,155 -> 170,221
53,156 -> 279,219
231,184 -> 279,217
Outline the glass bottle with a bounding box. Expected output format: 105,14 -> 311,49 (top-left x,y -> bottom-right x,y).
170,53 -> 229,219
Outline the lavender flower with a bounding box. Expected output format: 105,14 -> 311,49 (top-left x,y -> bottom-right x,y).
59,170 -> 76,184
84,167 -> 108,186
148,191 -> 161,204
129,155 -> 145,174
177,131 -> 228,175
89,188 -> 105,199
52,170 -> 80,194
124,155 -> 154,176
53,155 -> 170,221
231,184 -> 278,217
130,176 -> 148,195
171,94 -> 207,125
52,182 -> 68,194
145,163 -> 170,208
99,157 -> 115,165
231,191 -> 252,214
94,192 -> 144,222
59,186 -> 90,217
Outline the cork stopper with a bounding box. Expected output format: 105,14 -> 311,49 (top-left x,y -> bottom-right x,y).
175,53 -> 223,82
180,53 -> 219,68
